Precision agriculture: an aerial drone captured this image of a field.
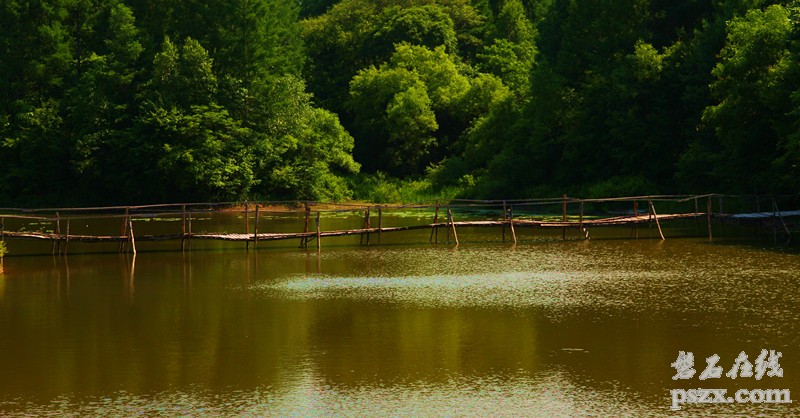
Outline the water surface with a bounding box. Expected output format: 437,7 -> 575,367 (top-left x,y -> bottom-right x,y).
0,218 -> 798,416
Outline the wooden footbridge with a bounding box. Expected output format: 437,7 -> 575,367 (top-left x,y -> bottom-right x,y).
0,194 -> 796,255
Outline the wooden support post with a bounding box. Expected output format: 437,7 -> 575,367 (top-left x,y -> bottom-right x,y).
128,217 -> 137,255
509,206 -> 517,244
649,200 -> 665,240
181,204 -> 187,251
53,212 -> 61,255
361,208 -> 370,245
245,203 -> 250,251
502,201 -> 507,242
447,207 -> 459,246
773,198 -> 792,243
579,201 -> 585,240
64,219 -> 70,255
316,211 -> 321,250
430,202 -> 440,244
120,208 -> 130,253
0,218 -> 3,271
58,212 -> 63,255
707,197 -> 713,241
186,209 -> 192,251
718,196 -> 724,237
755,196 -> 762,238
694,198 -> 700,237
446,206 -> 451,243
632,201 -> 639,239
302,202 -> 311,249
562,194 -> 567,240
378,207 -> 383,245
772,198 -> 778,244
254,205 -> 259,249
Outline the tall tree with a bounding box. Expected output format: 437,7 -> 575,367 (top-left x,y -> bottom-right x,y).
302,0 -> 483,113
477,0 -> 536,93
0,0 -> 73,204
349,43 -> 508,176
63,1 -> 144,200
700,4 -> 797,192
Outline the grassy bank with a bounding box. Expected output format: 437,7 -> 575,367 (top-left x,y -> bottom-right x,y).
349,173 -> 467,204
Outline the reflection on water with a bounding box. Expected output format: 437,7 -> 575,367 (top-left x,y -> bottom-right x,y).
1,232 -> 799,416
6,369 -> 649,417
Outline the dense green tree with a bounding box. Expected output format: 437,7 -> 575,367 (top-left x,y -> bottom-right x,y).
132,37 -> 250,201
0,0 -> 73,204
302,0 -> 483,112
3,0 -> 800,206
213,0 -> 304,79
464,0 -> 663,196
0,0 -> 73,106
698,4 -> 797,192
369,5 -> 459,58
350,64 -> 438,175
0,100 -> 69,203
136,104 -> 257,201
300,0 -> 339,18
252,76 -> 360,200
477,0 -> 536,93
63,2 -> 144,199
349,43 -> 508,176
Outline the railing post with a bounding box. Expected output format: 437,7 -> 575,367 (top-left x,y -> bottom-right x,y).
120,208 -> 129,253
755,195 -> 761,239
361,207 -> 370,245
181,204 -> 187,251
719,196 -> 725,237
502,200 -> 507,242
64,219 -> 70,255
244,202 -> 250,251
378,207 -> 383,245
187,209 -> 192,250
316,211 -> 321,250
707,196 -> 713,241
128,217 -> 137,255
649,200 -> 665,240
254,204 -> 259,248
430,202 -> 440,244
509,205 -> 517,244
447,207 -> 459,246
301,202 -> 311,249
772,197 -> 778,244
773,198 -> 792,243
53,211 -> 61,255
562,194 -> 567,240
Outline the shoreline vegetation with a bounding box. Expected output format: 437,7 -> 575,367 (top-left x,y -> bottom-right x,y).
2,2 -> 799,208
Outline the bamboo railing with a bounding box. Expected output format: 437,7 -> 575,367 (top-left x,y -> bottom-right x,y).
0,194 -> 797,255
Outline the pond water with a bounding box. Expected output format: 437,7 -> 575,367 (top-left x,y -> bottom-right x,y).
0,213 -> 798,416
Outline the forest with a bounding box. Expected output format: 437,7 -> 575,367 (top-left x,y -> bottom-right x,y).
1,0 -> 798,205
